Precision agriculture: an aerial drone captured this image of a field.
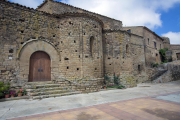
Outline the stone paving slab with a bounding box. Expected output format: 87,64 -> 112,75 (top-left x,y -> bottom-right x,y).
154,93 -> 180,103
7,92 -> 180,120
0,80 -> 180,120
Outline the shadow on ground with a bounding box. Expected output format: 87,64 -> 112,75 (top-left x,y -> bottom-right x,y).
77,112 -> 100,120
143,108 -> 180,120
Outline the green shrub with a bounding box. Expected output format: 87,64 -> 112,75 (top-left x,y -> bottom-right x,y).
0,82 -> 10,97
22,89 -> 27,95
155,63 -> 159,66
113,73 -> 120,85
107,85 -> 125,89
159,48 -> 169,63
104,74 -> 110,85
0,82 -> 4,97
164,48 -> 168,51
107,85 -> 119,89
117,85 -> 125,89
152,63 -> 159,67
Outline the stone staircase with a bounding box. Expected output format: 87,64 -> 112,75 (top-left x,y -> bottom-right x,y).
150,69 -> 167,81
25,81 -> 81,100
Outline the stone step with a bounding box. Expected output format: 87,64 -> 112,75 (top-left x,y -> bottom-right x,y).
29,89 -> 71,96
151,69 -> 167,81
25,81 -> 82,100
32,91 -> 81,100
26,81 -> 54,85
25,84 -> 62,89
26,87 -> 67,93
0,96 -> 29,102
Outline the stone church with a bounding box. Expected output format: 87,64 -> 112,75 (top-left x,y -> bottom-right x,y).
0,0 -> 179,98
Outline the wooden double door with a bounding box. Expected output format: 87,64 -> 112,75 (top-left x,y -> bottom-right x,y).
29,51 -> 51,82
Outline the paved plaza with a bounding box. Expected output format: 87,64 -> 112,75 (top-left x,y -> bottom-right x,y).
1,81 -> 180,120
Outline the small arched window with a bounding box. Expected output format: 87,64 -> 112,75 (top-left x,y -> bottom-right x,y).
90,36 -> 94,56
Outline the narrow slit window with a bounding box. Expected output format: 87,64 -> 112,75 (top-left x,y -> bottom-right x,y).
138,65 -> 141,71
126,44 -> 129,54
90,36 -> 94,56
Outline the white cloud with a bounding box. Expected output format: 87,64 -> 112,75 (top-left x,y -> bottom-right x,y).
162,32 -> 180,44
65,0 -> 180,30
9,0 -> 43,9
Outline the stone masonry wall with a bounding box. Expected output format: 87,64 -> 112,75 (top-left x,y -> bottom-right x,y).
130,34 -> 148,83
123,26 -> 164,66
170,45 -> 180,61
144,28 -> 164,66
162,37 -> 170,50
37,0 -> 122,30
0,0 -> 155,91
58,17 -> 103,80
103,30 -> 147,87
54,78 -> 104,93
103,30 -> 132,76
123,26 -> 144,36
0,0 -> 103,89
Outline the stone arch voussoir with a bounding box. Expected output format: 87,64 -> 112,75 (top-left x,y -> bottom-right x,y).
17,39 -> 60,82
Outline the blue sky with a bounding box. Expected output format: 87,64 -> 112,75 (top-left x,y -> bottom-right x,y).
7,0 -> 180,44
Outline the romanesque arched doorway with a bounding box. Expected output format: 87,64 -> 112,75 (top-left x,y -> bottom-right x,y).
29,51 -> 51,82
